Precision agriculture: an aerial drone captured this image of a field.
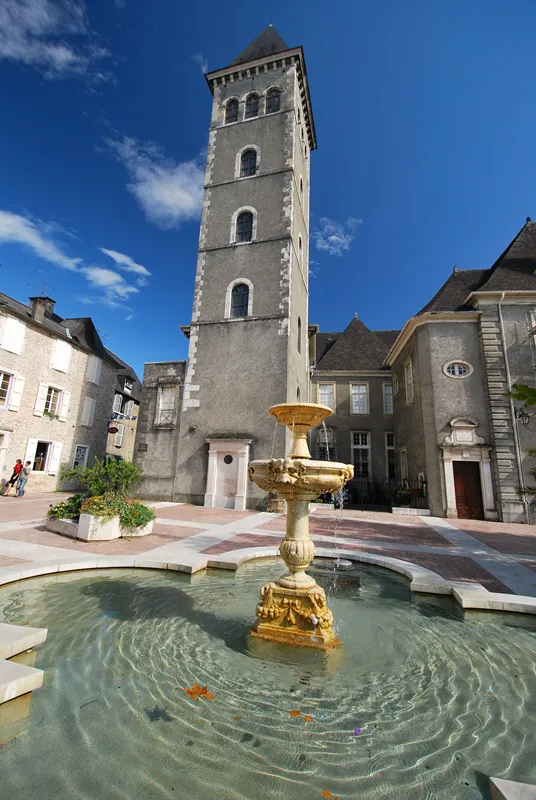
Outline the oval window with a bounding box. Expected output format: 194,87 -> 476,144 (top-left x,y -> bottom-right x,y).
444,361 -> 472,378
223,454 -> 233,465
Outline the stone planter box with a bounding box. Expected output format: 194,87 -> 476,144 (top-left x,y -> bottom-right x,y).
46,515 -> 154,541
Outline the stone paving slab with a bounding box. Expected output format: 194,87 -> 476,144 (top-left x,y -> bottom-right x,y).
450,519 -> 536,556
259,515 -> 454,548
153,505 -> 255,524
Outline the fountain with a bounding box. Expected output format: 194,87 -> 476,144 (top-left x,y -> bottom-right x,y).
248,403 -> 354,648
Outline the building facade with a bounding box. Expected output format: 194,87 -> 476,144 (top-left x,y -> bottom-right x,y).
106,361 -> 141,463
134,28 -> 536,522
0,293 -> 129,492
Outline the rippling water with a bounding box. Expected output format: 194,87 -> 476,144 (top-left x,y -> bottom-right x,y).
0,562 -> 535,799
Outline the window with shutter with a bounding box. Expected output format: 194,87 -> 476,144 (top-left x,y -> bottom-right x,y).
124,400 -> 134,417
87,355 -> 101,385
0,371 -> 12,408
115,424 -> 125,447
81,396 -> 96,426
0,316 -> 26,355
113,394 -> 123,413
51,339 -> 72,372
48,442 -> 63,475
7,374 -> 24,411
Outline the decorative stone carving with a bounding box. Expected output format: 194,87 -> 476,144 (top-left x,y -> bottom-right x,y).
443,417 -> 484,447
248,403 -> 354,649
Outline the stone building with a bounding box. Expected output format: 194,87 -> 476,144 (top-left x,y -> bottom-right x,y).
0,293 -> 128,492
106,357 -> 141,463
309,317 -> 400,505
134,28 -> 536,522
135,25 -> 313,509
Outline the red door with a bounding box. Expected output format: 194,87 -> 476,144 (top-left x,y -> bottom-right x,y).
453,461 -> 484,520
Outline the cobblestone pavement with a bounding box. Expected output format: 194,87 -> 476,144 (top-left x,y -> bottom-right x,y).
1,494 -> 536,596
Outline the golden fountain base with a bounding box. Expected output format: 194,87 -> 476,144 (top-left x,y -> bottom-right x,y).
250,581 -> 341,649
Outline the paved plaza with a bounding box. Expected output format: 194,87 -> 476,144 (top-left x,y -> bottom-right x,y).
1,493 -> 536,599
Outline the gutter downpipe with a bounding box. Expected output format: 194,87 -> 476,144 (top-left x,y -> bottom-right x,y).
497,292 -> 530,523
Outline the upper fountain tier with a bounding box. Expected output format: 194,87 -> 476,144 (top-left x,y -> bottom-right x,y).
248,403 -> 354,500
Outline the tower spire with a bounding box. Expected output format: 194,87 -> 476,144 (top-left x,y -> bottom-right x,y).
229,25 -> 289,67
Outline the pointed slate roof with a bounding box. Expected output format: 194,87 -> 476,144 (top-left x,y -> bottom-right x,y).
477,220 -> 536,292
316,317 -> 392,371
230,25 -> 290,67
417,270 -> 489,315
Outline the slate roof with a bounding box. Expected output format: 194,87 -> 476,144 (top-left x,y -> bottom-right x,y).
417,270 -> 488,314
315,317 -> 392,371
105,348 -> 142,402
417,220 -> 536,315
315,332 -> 339,362
0,292 -> 122,366
374,330 -> 401,348
478,220 -> 536,292
229,26 -> 290,67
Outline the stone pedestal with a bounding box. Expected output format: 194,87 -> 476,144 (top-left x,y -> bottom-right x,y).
250,582 -> 340,649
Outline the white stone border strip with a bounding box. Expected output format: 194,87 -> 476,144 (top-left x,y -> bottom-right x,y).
0,549 -> 535,615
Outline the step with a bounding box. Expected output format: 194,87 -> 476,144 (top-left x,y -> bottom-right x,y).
491,778 -> 536,799
0,659 -> 43,704
0,623 -> 48,660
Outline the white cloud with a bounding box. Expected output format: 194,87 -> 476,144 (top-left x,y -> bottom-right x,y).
0,209 -> 81,270
0,0 -> 110,80
192,52 -> 208,74
313,217 -> 363,257
100,247 -> 151,286
106,136 -> 205,230
0,209 -> 139,306
82,266 -> 138,300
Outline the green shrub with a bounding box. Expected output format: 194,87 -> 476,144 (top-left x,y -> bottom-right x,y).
47,494 -> 88,520
118,501 -> 156,529
61,458 -> 143,499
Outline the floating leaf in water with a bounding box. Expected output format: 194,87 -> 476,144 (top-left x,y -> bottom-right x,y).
321,791 -> 338,799
304,715 -> 313,723
354,727 -> 361,735
233,716 -> 241,721
145,705 -> 173,722
290,710 -> 302,718
184,684 -> 215,701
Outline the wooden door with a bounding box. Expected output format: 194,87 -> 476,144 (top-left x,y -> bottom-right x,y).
453,461 -> 484,520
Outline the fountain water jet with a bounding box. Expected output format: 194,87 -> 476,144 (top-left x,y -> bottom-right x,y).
248,403 -> 354,648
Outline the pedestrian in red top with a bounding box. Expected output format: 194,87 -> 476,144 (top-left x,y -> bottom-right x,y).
3,459 -> 23,496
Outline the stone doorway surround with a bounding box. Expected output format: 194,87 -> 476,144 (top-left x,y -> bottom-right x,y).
204,438 -> 252,511
441,417 -> 498,521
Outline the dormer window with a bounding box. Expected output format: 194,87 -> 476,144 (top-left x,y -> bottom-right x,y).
124,378 -> 133,394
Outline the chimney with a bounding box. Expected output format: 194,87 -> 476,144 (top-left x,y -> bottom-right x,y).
29,296 -> 55,323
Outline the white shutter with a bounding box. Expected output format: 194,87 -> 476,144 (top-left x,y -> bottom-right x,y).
24,438 -> 39,466
8,375 -> 24,411
115,424 -> 125,447
51,340 -> 72,373
58,390 -> 70,422
81,396 -> 95,427
0,317 -> 25,355
34,383 -> 48,416
87,355 -> 102,385
48,442 -> 63,476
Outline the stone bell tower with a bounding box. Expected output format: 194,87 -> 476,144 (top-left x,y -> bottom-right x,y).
174,26 -> 316,509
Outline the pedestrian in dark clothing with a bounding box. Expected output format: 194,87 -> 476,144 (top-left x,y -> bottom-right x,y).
3,460 -> 23,496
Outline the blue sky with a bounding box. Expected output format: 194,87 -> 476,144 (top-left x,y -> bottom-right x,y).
1,1 -> 536,377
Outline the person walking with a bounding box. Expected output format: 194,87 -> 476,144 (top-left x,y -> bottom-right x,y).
3,459 -> 23,496
16,461 -> 32,497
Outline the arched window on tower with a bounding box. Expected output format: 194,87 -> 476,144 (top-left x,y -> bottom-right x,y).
297,317 -> 302,354
266,88 -> 281,114
299,177 -> 303,197
231,283 -> 250,318
245,93 -> 259,119
236,211 -> 253,242
298,235 -> 303,263
297,386 -> 301,401
225,98 -> 239,124
240,149 -> 257,177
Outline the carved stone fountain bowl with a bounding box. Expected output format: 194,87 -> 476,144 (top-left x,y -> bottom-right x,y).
248,457 -> 354,501
268,402 -> 333,430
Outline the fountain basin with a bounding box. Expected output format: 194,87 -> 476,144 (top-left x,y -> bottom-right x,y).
1,563 -> 535,799
248,457 -> 353,500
